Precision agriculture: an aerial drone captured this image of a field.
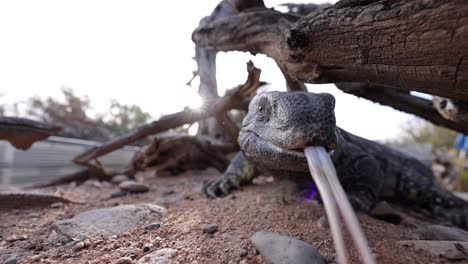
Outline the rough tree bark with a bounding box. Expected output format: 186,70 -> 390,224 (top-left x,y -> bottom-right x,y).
193,0 -> 468,100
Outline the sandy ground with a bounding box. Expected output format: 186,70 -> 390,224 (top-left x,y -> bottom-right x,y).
0,170 -> 465,264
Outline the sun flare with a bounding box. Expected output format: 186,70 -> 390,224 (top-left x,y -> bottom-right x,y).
188,94 -> 203,110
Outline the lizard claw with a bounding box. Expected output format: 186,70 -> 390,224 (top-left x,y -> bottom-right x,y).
202,176 -> 240,198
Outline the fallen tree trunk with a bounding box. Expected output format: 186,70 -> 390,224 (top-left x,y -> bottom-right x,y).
0,116 -> 61,150
335,83 -> 468,133
73,62 -> 263,171
193,0 -> 468,100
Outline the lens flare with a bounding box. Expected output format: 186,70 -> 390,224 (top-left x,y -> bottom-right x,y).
188,94 -> 203,109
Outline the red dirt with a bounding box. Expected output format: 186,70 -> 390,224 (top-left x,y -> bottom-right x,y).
0,170 -> 464,264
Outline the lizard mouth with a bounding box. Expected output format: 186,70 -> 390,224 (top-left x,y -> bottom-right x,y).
242,130 -> 333,158
243,129 -> 306,158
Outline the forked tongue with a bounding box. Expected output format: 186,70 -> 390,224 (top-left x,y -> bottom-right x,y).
304,146 -> 375,264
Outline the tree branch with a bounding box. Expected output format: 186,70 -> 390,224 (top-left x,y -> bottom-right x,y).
335,82 -> 468,133
73,61 -> 263,167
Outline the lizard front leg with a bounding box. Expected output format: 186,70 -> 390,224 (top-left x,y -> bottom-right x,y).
202,152 -> 258,198
334,152 -> 384,213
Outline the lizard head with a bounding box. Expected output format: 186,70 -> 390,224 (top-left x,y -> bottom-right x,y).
239,91 -> 338,172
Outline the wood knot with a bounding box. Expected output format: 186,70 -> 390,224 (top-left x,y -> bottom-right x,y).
287,29 -> 309,50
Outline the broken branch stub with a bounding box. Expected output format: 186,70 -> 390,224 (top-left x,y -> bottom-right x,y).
193,0 -> 468,100
73,61 -> 262,166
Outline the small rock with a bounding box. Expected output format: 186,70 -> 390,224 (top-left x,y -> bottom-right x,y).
399,240 -> 468,261
143,243 -> 153,252
122,232 -> 132,237
162,190 -> 175,196
50,202 -> 64,209
124,247 -> 142,259
7,234 -> 28,242
119,181 -> 149,193
117,257 -> 134,264
34,243 -> 45,251
111,235 -> 119,240
1,254 -> 17,264
51,204 -> 166,242
240,250 -> 248,258
251,231 -> 325,264
145,223 -> 161,230
110,191 -> 130,199
83,239 -> 91,247
317,216 -> 329,229
414,225 -> 468,242
73,241 -> 85,251
201,224 -> 218,234
93,240 -> 105,247
112,175 -> 130,184
31,254 -> 41,261
137,248 -> 176,264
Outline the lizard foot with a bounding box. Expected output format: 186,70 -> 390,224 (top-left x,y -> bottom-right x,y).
202,176 -> 241,198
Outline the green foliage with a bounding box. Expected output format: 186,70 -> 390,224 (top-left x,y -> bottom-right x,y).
28,87 -> 91,122
396,118 -> 457,149
26,87 -> 152,141
107,100 -> 152,134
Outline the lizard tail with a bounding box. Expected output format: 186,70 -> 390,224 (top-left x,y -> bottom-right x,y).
397,176 -> 468,230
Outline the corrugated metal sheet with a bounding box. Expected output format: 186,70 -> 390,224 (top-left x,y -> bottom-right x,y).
0,136 -> 139,184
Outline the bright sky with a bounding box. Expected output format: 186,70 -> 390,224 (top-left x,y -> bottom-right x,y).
0,0 -> 414,140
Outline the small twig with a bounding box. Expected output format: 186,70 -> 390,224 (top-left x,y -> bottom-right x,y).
186,70 -> 199,87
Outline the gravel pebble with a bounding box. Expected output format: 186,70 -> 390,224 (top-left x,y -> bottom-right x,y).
317,216 -> 329,229
144,223 -> 161,230
143,243 -> 153,252
116,257 -> 134,264
119,181 -> 149,193
240,250 -> 248,258
50,202 -> 64,208
251,231 -> 325,264
73,241 -> 85,251
112,175 -> 130,184
201,224 -> 218,234
83,239 -> 91,247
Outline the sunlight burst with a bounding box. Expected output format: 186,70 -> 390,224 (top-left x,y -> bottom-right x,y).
188,94 -> 203,110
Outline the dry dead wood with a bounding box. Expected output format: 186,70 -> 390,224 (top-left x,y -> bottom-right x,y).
195,0 -> 266,141
193,0 -> 468,100
335,82 -> 468,133
129,132 -> 235,176
0,116 -> 61,150
73,61 -> 263,176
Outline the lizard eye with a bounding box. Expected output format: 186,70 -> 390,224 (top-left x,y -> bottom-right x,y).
256,96 -> 270,121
